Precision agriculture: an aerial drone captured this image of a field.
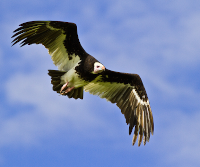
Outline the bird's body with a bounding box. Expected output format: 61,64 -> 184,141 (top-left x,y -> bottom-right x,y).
12,21 -> 154,146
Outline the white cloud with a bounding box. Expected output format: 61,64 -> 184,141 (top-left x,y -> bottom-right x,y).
3,69 -> 121,148
0,48 -> 3,69
107,0 -> 149,19
155,110 -> 200,167
1,0 -> 200,166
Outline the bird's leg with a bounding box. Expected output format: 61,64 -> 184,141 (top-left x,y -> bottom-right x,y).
60,82 -> 69,93
60,86 -> 75,95
60,82 -> 75,95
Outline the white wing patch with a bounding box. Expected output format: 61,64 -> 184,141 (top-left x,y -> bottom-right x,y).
12,21 -> 83,72
84,78 -> 153,146
84,76 -> 129,102
61,60 -> 89,88
129,89 -> 153,145
46,28 -> 80,71
131,89 -> 149,106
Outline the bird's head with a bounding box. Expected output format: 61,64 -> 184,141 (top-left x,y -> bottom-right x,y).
92,62 -> 105,74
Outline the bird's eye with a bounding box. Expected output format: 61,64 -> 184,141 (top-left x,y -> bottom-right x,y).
97,65 -> 100,68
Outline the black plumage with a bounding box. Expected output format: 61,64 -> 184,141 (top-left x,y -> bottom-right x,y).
12,21 -> 154,146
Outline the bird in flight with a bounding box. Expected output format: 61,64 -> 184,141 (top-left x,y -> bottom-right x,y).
12,21 -> 154,146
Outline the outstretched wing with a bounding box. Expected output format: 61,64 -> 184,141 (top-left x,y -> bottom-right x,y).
84,69 -> 154,146
12,21 -> 87,71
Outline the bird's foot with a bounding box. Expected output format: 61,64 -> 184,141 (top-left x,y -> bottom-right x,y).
60,82 -> 69,93
61,86 -> 75,95
60,82 -> 75,95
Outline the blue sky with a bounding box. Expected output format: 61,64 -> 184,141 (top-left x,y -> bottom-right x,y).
0,0 -> 200,166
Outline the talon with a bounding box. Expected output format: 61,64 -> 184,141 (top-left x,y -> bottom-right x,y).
64,86 -> 75,94
60,82 -> 69,93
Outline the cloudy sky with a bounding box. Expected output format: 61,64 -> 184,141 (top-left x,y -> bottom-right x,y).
1,0 -> 200,166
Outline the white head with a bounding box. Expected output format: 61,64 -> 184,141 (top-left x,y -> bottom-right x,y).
93,62 -> 105,74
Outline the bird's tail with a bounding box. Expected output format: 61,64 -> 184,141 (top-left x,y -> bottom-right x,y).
48,70 -> 83,99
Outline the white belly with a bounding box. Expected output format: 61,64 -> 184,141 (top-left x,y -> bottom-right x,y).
61,68 -> 88,88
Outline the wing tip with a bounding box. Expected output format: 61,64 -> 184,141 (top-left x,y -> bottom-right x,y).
130,102 -> 154,146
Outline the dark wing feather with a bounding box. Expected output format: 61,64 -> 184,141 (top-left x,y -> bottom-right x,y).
84,69 -> 154,146
12,21 -> 87,71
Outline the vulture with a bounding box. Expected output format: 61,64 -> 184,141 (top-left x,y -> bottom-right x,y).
12,21 -> 154,146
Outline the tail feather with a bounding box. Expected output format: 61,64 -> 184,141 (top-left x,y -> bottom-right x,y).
48,70 -> 83,99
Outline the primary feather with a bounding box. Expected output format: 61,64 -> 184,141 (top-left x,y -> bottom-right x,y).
12,21 -> 154,146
